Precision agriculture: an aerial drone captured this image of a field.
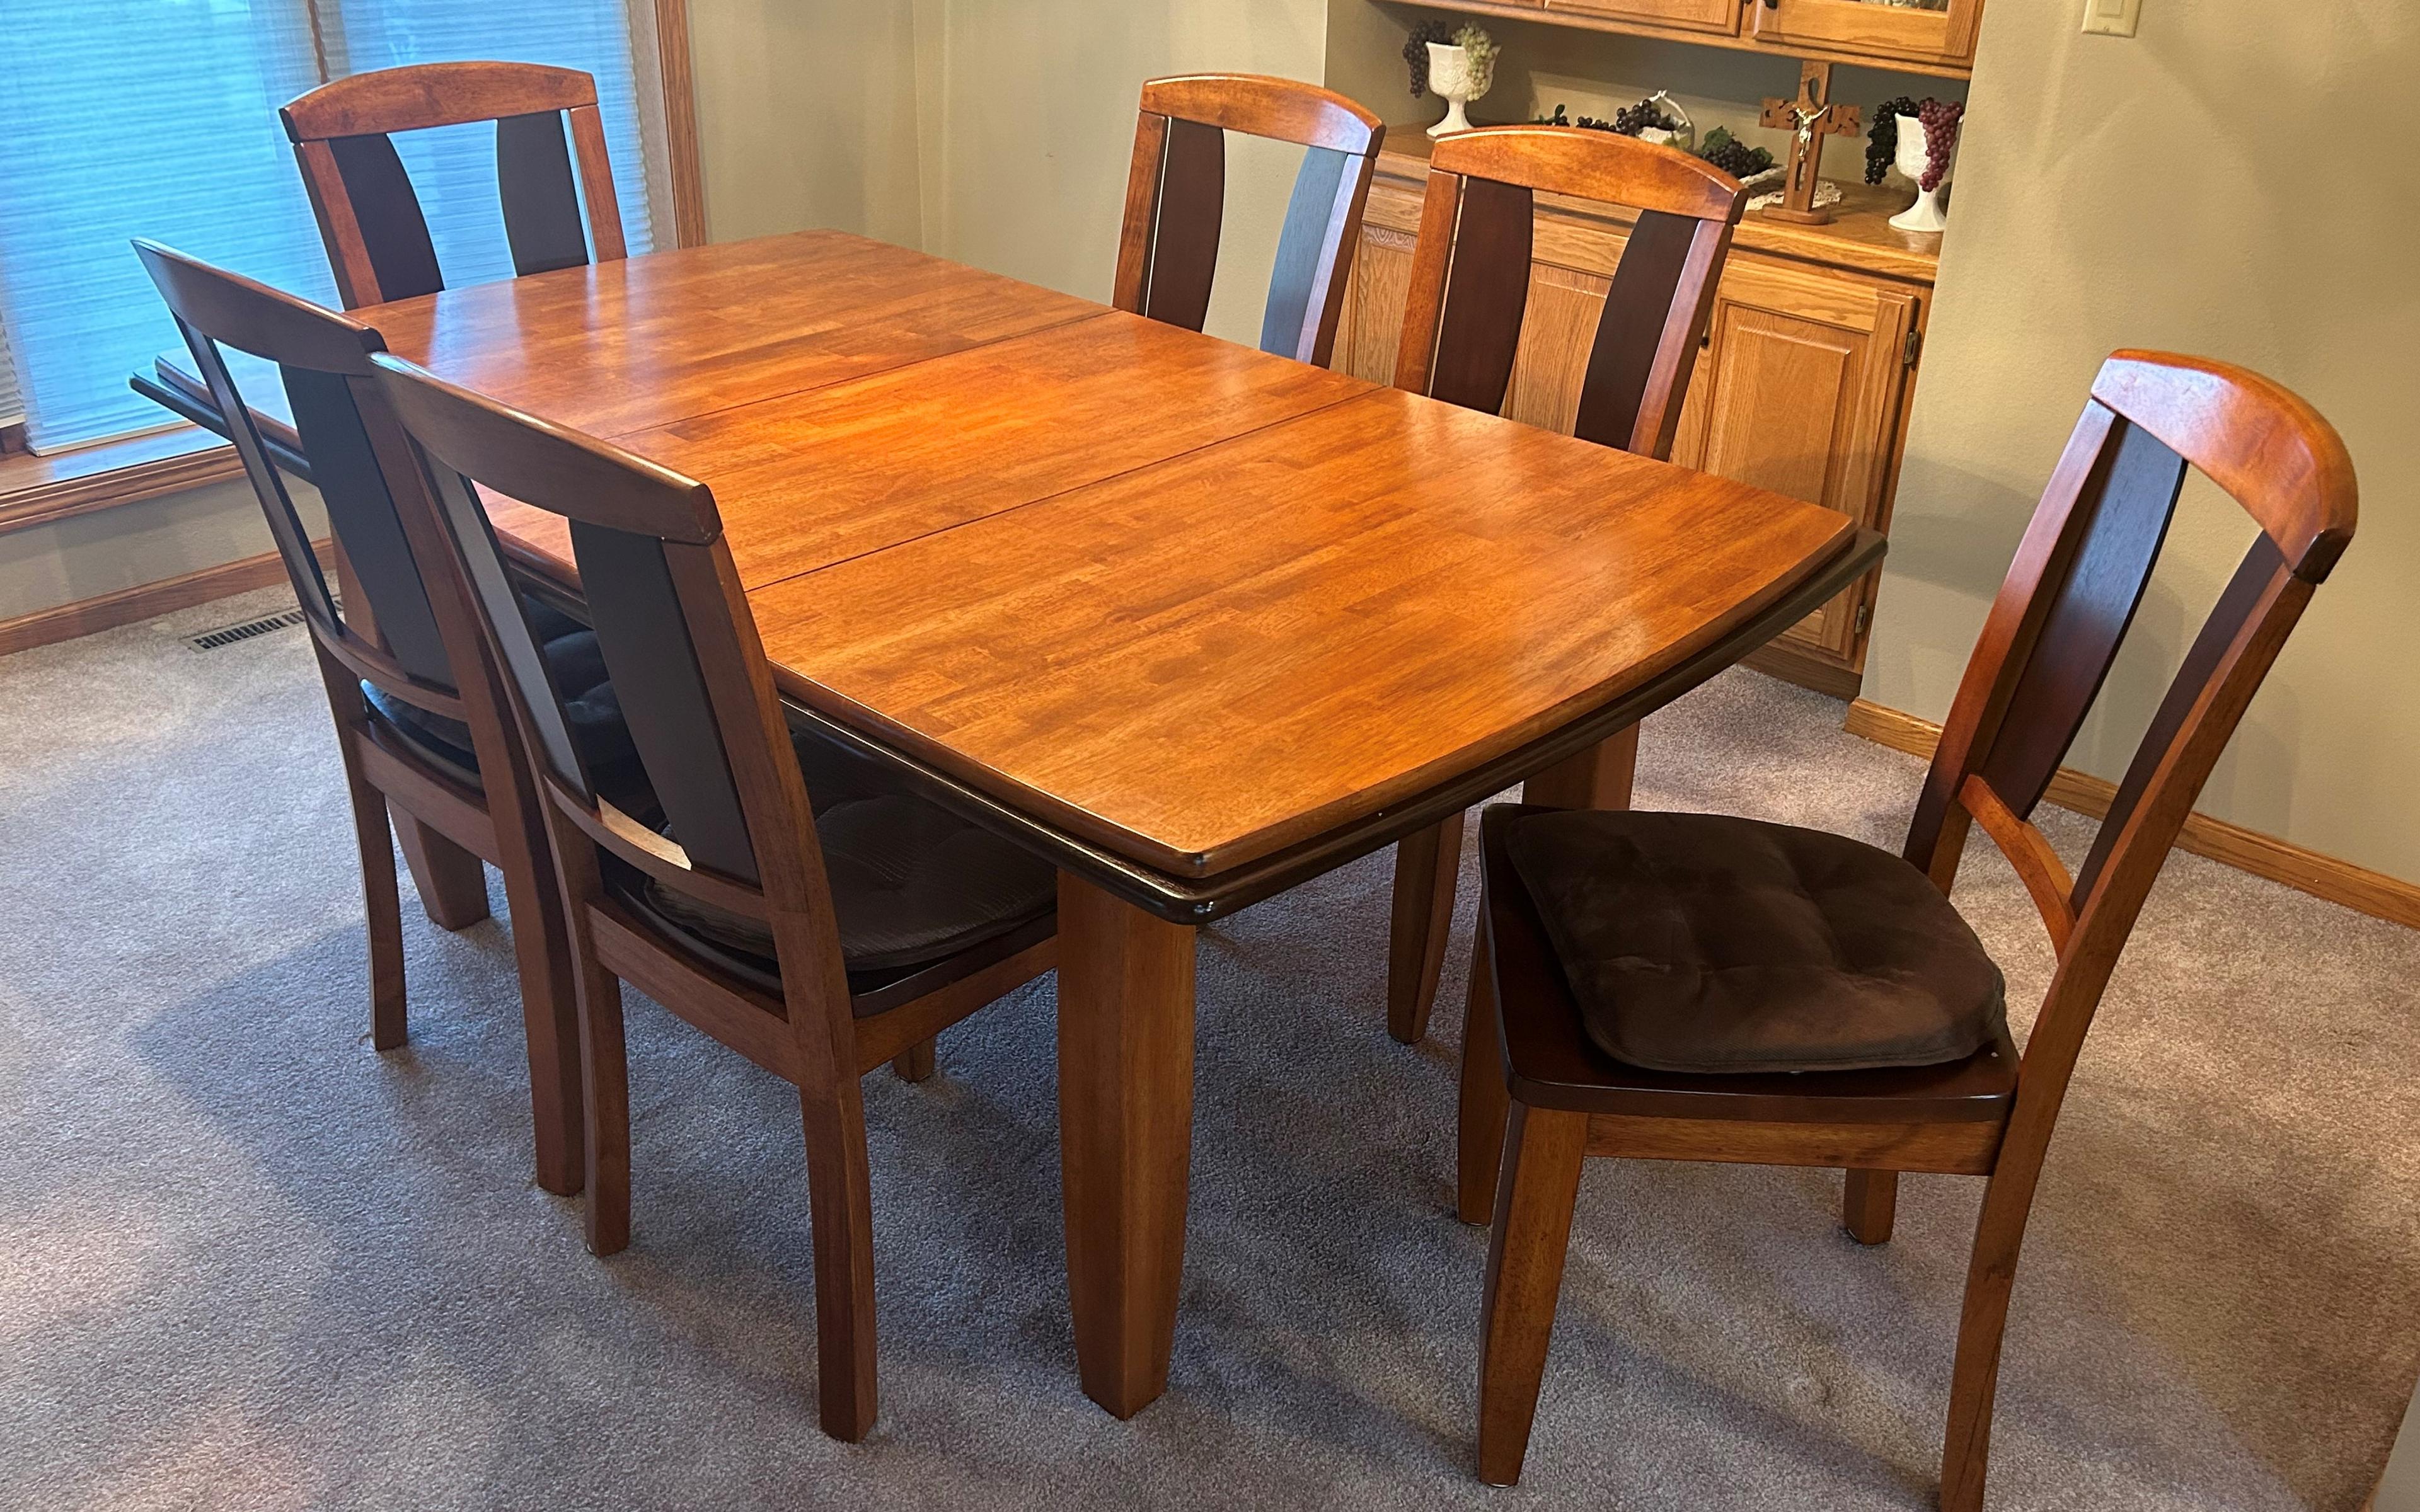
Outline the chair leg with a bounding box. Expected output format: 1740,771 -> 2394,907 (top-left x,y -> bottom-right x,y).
395,815 -> 490,931
799,1080 -> 880,1442
890,1036 -> 936,1082
1386,814 -> 1465,1045
1844,1168 -> 1899,1245
496,845 -> 584,1198
1940,1167 -> 2043,1512
574,951 -> 631,1256
346,779 -> 408,1051
1457,920 -> 1511,1225
1477,1101 -> 1589,1487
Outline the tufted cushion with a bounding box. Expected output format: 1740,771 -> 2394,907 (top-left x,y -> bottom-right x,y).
1506,808 -> 2005,1075
362,597 -> 638,782
619,728 -> 1057,1000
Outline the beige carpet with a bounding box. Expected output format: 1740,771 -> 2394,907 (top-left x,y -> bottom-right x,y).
1,585 -> 2414,1511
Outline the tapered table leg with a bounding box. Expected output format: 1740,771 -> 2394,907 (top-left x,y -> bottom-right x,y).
1056,871 -> 1197,1419
1522,723 -> 1639,810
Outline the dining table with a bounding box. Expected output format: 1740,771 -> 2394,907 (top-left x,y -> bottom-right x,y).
139,227 -> 1884,1421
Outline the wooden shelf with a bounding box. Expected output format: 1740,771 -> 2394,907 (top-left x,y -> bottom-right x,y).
1377,129 -> 1942,285
1392,0 -> 1978,80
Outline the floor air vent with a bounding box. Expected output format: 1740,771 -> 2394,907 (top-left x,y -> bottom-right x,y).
185,608 -> 309,651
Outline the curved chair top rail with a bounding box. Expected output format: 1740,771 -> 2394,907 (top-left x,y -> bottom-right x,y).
132,239 -> 384,374
280,60 -> 600,141
1137,73 -> 1383,154
1429,125 -> 1746,225
2090,350 -> 2357,581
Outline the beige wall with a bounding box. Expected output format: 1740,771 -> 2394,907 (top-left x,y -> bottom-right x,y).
686,0 -> 925,246
0,479 -> 326,624
1864,0 -> 2420,885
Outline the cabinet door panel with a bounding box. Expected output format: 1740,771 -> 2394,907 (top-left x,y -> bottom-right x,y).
1749,0 -> 1984,67
1688,264 -> 1914,660
1550,0 -> 1741,35
1502,263 -> 1611,437
1337,226 -> 1416,385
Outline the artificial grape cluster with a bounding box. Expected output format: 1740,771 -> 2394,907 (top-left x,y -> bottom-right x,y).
1695,127 -> 1774,179
1402,20 -> 1457,97
1865,96 -> 1918,185
1611,96 -> 1679,135
1916,98 -> 1965,191
1535,99 -> 1669,137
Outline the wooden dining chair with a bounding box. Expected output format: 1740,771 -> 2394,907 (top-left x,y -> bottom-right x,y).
1457,351 -> 2357,1504
1113,74 -> 1384,367
281,61 -> 627,309
367,353 -> 1061,1441
130,240 -> 638,1198
1382,124 -> 1748,1048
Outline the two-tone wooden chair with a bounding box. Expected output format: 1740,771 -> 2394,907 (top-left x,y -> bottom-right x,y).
1380,125 -> 1749,1046
1114,74 -> 1384,367
1458,351 -> 2357,1506
281,60 -> 628,309
132,241 -> 638,1196
367,354 -> 1060,1441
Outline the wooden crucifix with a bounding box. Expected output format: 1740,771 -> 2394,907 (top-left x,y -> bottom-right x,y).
1758,61 -> 1861,226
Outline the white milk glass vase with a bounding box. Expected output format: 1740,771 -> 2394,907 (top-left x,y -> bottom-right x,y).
1426,43 -> 1479,137
1889,112 -> 1954,233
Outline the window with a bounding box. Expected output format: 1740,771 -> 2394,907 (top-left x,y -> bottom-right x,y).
0,0 -> 671,455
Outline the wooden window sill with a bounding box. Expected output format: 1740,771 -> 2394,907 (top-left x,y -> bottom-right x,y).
0,427 -> 242,537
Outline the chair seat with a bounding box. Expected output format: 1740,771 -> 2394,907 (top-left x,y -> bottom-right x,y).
1481,804 -> 2017,1121
362,597 -> 638,784
613,730 -> 1058,1006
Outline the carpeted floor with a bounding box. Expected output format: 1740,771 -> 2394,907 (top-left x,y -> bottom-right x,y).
2,585 -> 2414,1511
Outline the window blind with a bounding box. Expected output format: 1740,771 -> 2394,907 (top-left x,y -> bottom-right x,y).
0,312 -> 21,426
0,0 -> 663,454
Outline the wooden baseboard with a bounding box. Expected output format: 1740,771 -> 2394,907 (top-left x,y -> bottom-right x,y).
1844,698 -> 2420,931
0,542 -> 326,660
1744,638 -> 1865,701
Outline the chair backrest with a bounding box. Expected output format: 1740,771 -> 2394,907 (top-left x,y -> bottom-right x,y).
1906,351 -> 2356,1092
1112,74 -> 1384,368
132,239 -> 466,721
282,61 -> 628,309
1393,125 -> 1745,462
367,352 -> 851,1010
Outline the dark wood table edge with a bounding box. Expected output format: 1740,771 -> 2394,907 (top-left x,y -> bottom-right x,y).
787,527 -> 1887,925
133,369 -> 315,483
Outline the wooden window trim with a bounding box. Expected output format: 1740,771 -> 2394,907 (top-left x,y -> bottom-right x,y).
0,0 -> 705,531
0,428 -> 244,537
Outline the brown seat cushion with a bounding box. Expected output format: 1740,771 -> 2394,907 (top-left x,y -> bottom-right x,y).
613,728 -> 1057,1003
1505,808 -> 2005,1075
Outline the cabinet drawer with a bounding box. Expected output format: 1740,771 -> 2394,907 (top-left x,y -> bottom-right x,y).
1550,0 -> 1741,36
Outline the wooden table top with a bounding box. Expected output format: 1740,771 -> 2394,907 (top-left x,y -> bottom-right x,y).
158,231 -> 1868,905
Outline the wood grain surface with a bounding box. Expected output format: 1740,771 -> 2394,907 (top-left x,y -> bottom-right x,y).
747,384 -> 1852,875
